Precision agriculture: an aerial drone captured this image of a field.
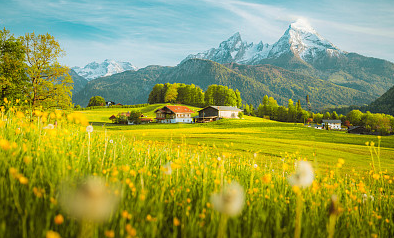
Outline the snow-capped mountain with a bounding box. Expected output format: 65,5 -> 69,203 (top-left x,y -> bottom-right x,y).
183,19 -> 343,65
72,59 -> 138,81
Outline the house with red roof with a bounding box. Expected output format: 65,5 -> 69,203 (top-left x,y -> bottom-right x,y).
155,105 -> 195,123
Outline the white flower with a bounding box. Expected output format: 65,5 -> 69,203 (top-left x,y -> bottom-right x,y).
362,194 -> 374,203
162,162 -> 172,175
288,161 -> 314,188
86,125 -> 93,133
217,157 -> 221,161
43,124 -> 54,130
211,181 -> 244,217
59,176 -> 121,222
109,139 -> 113,144
253,164 -> 258,168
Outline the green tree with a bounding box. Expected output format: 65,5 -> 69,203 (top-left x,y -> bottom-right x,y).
235,89 -> 242,108
243,104 -> 250,116
87,96 -> 105,107
238,111 -> 243,119
287,99 -> 296,122
148,84 -> 164,104
128,111 -> 142,124
0,28 -> 27,103
22,32 -> 73,109
346,110 -> 363,126
331,111 -> 339,119
164,84 -> 178,103
323,111 -> 331,120
313,113 -> 323,124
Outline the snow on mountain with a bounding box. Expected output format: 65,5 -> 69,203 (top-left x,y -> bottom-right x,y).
72,59 -> 138,81
183,19 -> 343,65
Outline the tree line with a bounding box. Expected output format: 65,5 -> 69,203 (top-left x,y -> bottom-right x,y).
0,28 -> 72,109
148,83 -> 242,108
246,95 -> 394,135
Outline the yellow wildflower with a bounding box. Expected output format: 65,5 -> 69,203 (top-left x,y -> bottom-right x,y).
54,214 -> 64,225
46,231 -> 61,238
173,217 -> 181,226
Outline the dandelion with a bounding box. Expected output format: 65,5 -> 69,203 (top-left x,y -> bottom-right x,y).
253,164 -> 258,168
86,125 -> 93,133
59,176 -> 121,222
173,217 -> 181,226
54,214 -> 64,225
211,181 -> 244,217
162,162 -> 173,175
0,139 -> 11,150
288,161 -> 314,188
46,230 -> 61,238
43,124 -> 55,130
109,139 -> 113,144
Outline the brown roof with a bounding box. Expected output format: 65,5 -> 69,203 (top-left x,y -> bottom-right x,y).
109,115 -> 116,119
165,105 -> 194,113
140,118 -> 152,122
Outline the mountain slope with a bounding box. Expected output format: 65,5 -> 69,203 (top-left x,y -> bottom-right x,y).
72,59 -> 138,81
73,59 -> 374,109
69,69 -> 88,94
184,20 -> 394,99
368,85 -> 394,115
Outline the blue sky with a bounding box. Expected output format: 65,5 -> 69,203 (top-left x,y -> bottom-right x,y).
1,0 -> 393,68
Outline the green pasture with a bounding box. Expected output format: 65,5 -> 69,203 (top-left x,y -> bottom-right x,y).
82,106 -> 394,173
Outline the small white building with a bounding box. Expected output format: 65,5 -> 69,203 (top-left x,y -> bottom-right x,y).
322,120 -> 342,130
155,105 -> 194,123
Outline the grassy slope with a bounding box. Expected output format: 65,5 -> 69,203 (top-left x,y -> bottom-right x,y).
82,106 -> 394,173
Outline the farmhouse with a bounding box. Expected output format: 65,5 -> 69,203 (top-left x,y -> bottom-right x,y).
322,119 -> 342,130
194,106 -> 242,123
155,105 -> 194,123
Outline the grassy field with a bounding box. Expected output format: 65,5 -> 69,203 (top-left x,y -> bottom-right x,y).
1,104 -> 394,238
83,105 -> 394,173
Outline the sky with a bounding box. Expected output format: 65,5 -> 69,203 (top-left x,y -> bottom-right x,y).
1,0 -> 393,68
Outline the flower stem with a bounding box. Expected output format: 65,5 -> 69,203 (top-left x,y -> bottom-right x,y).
328,214 -> 337,238
217,214 -> 228,238
294,191 -> 303,238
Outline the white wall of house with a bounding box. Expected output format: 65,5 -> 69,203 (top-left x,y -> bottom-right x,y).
158,114 -> 193,123
322,122 -> 341,129
219,111 -> 239,118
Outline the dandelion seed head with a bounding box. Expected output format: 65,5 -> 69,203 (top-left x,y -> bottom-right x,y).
86,125 -> 93,133
211,181 -> 244,217
59,176 -> 121,222
288,161 -> 314,188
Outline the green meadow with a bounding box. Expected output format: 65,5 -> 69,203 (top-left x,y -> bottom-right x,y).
83,104 -> 394,173
1,104 -> 394,238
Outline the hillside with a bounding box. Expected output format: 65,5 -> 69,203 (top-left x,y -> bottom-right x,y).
73,59 -> 374,109
69,69 -> 88,94
368,85 -> 394,115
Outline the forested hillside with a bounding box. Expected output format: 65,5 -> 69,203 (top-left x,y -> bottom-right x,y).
73,59 -> 374,110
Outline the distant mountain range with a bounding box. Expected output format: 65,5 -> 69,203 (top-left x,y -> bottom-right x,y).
72,59 -> 138,81
71,20 -> 394,113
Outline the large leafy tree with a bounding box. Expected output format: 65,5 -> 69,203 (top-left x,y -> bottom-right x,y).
0,28 -> 27,103
21,32 -> 73,109
87,96 -> 105,107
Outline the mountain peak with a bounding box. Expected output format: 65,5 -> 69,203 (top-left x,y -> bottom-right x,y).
289,19 -> 317,34
73,59 -> 138,81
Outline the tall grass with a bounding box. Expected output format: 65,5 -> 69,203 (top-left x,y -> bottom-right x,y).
0,104 -> 393,237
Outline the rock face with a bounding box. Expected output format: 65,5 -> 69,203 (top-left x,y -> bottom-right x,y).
183,19 -> 342,65
72,59 -> 138,81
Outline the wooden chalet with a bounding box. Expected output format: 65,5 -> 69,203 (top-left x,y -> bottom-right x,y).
194,106 -> 242,123
155,105 -> 194,123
